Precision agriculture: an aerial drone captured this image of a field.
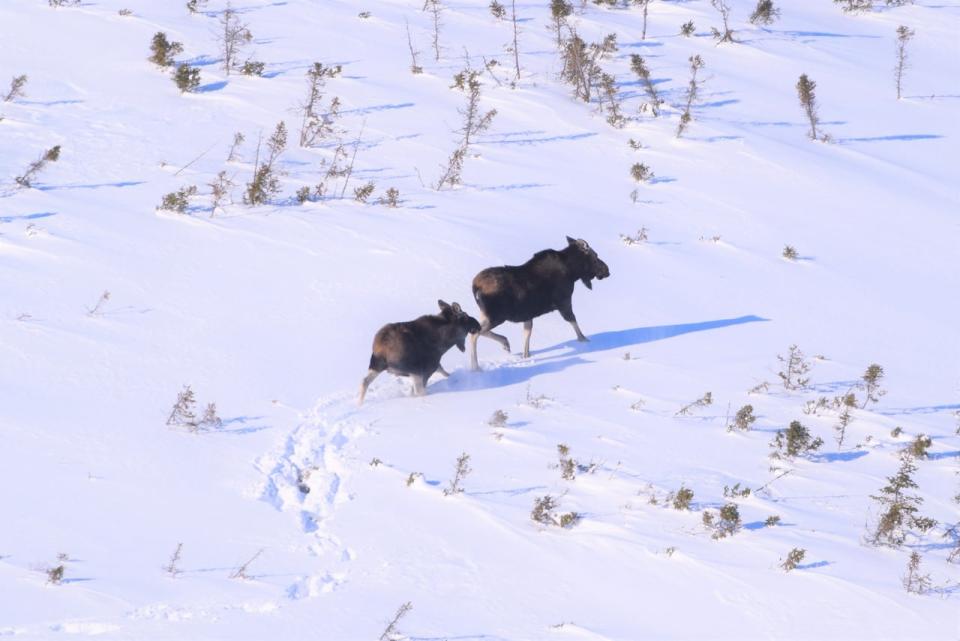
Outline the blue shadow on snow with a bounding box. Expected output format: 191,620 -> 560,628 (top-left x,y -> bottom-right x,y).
536,315 -> 768,356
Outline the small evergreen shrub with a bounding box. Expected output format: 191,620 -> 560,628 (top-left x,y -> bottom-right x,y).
780,548 -> 805,572
149,32 -> 183,67
770,420 -> 823,459
157,185 -> 198,214
174,64 -> 201,93
749,0 -> 780,25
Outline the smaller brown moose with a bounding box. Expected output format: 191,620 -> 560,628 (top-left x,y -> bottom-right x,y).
358,300 -> 481,404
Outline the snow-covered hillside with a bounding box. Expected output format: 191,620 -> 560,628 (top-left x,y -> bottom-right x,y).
1,0 -> 958,638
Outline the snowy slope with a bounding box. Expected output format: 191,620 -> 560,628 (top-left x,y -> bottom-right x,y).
1,0 -> 958,638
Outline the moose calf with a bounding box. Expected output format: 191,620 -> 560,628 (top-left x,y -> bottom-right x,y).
470,236 -> 610,369
359,300 -> 481,404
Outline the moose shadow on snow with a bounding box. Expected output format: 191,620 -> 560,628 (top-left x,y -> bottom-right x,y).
534,314 -> 767,357
432,315 -> 767,395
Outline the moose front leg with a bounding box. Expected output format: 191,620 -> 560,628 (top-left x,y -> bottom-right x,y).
436,365 -> 450,378
358,369 -> 382,406
522,320 -> 533,358
558,300 -> 589,342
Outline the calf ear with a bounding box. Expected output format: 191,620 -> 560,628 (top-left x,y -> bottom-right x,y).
438,299 -> 451,312
451,302 -> 462,313
566,235 -> 576,245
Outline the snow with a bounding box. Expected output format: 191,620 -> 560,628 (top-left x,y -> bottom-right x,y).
1,0 -> 958,638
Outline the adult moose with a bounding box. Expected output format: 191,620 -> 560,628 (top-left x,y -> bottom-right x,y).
358,300 -> 481,405
469,237 -> 610,370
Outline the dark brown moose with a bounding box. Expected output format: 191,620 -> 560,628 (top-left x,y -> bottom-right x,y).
358,300 -> 481,404
469,237 -> 610,370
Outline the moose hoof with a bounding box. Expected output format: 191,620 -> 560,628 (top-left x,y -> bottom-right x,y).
577,335 -> 590,343
502,342 -> 511,353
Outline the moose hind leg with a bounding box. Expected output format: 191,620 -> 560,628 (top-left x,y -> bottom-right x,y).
522,320 -> 533,358
358,368 -> 382,405
484,329 -> 511,352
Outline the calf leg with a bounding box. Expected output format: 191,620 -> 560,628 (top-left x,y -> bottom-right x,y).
411,374 -> 427,396
558,300 -> 589,342
522,320 -> 533,358
358,368 -> 382,405
470,315 -> 511,371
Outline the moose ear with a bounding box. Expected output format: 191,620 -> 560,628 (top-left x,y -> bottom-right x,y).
438,299 -> 451,312
566,235 -> 577,245
451,302 -> 462,313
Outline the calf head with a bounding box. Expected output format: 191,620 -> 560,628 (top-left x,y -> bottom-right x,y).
438,300 -> 482,351
566,236 -> 610,290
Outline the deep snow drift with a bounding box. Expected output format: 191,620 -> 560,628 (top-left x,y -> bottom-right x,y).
1,0 -> 958,639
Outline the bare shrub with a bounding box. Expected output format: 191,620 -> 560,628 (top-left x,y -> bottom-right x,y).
723,482 -> 751,499
379,602 -> 413,641
630,55 -> 662,117
834,0 -> 873,12
405,19 -> 423,74
777,344 -> 811,391
559,30 -> 616,103
834,393 -> 856,447
710,0 -> 736,43
782,245 -> 798,260
436,68 -> 496,189
208,171 -> 235,214
227,131 -> 245,161
443,452 -> 472,495
186,0 -> 209,13
378,187 -> 400,207
550,0 -> 573,46
620,227 -> 648,245
490,0 -> 506,18
425,0 -> 443,61
902,551 -> 931,594
796,74 -> 825,141
299,62 -> 343,147
163,543 -> 184,577
244,121 -> 287,205
894,25 -> 915,100
86,290 -> 111,316
676,55 -> 705,138
676,391 -> 712,416
680,20 -> 695,37
229,548 -> 264,579
3,74 -> 28,102
15,145 -> 61,188
218,4 -> 253,75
